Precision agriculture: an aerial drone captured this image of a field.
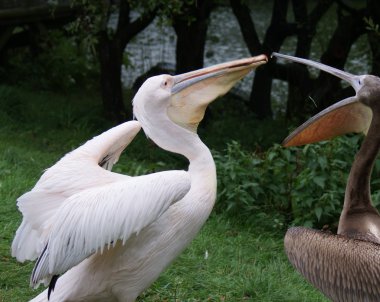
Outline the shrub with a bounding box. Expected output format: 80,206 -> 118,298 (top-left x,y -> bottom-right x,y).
0,30 -> 96,91
213,135 -> 380,230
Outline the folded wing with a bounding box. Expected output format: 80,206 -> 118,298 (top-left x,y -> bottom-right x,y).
12,121 -> 141,261
30,170 -> 191,286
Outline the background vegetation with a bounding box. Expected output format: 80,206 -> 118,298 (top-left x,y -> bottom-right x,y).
1,0 -> 380,301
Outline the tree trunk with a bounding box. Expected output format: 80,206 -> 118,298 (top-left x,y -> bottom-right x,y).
172,0 -> 213,74
229,0 -> 262,55
368,0 -> 380,76
98,34 -> 127,122
369,33 -> 380,76
250,0 -> 294,119
173,19 -> 208,73
312,9 -> 366,111
250,64 -> 274,118
231,0 -> 292,118
286,0 -> 332,121
232,0 -> 332,120
97,1 -> 156,122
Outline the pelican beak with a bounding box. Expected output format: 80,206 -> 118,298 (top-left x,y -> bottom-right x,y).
283,96 -> 372,147
272,53 -> 363,92
271,53 -> 372,147
168,54 -> 268,132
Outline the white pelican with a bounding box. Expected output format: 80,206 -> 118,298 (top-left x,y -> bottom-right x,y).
274,52 -> 380,301
12,55 -> 267,301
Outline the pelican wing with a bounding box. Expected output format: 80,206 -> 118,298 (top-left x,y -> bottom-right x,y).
30,170 -> 190,287
283,97 -> 372,147
12,121 -> 142,262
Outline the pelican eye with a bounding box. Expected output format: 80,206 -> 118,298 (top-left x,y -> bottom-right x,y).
161,77 -> 172,90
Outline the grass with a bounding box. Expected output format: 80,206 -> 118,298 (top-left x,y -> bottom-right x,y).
0,85 -> 327,301
138,215 -> 328,302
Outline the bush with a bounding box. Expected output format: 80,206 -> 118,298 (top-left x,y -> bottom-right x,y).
0,30 -> 97,91
213,135 -> 380,230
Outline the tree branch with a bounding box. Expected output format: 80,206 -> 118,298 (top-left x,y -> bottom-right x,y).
122,8 -> 156,48
291,0 -> 333,58
263,0 -> 296,52
229,0 -> 262,55
272,62 -> 312,88
335,0 -> 359,15
292,0 -> 309,57
368,0 -> 380,75
98,0 -> 112,32
309,0 -> 334,25
116,0 -> 130,38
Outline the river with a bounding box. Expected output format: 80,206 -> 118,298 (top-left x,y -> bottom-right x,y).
121,2 -> 370,116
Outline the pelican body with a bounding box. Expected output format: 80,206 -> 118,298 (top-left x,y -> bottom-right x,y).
273,52 -> 380,301
12,55 -> 267,301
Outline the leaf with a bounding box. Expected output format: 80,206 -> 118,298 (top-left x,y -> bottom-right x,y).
226,202 -> 235,212
268,151 -> 276,161
251,158 -> 262,166
303,220 -> 314,228
315,207 -> 323,221
317,156 -> 328,170
305,197 -> 313,207
313,176 -> 326,188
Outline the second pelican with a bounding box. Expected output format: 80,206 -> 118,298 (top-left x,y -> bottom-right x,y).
274,52 -> 380,302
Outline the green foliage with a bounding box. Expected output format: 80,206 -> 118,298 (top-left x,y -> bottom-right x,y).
214,135 -> 380,229
287,137 -> 357,228
364,16 -> 380,36
214,141 -> 294,230
66,0 -> 113,50
1,30 -> 96,91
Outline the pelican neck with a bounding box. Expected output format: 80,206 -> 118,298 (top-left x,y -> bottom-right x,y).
344,111 -> 380,210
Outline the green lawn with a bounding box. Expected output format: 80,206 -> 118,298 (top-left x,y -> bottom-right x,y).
0,85 -> 328,301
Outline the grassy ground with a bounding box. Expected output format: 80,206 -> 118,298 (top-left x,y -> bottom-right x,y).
0,85 -> 328,301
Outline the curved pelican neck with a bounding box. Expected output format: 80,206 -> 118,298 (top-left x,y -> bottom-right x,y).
188,141 -> 216,184
338,111 -> 380,242
133,87 -> 217,205
344,113 -> 380,208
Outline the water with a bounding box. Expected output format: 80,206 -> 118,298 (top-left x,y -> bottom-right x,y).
122,5 -> 253,97
121,3 -> 370,116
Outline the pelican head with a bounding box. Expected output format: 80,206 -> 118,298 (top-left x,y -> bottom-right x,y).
272,53 -> 380,146
356,75 -> 380,109
133,55 -> 267,155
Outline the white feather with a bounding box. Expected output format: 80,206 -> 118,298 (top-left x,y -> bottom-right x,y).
12,121 -> 141,261
31,170 -> 190,286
